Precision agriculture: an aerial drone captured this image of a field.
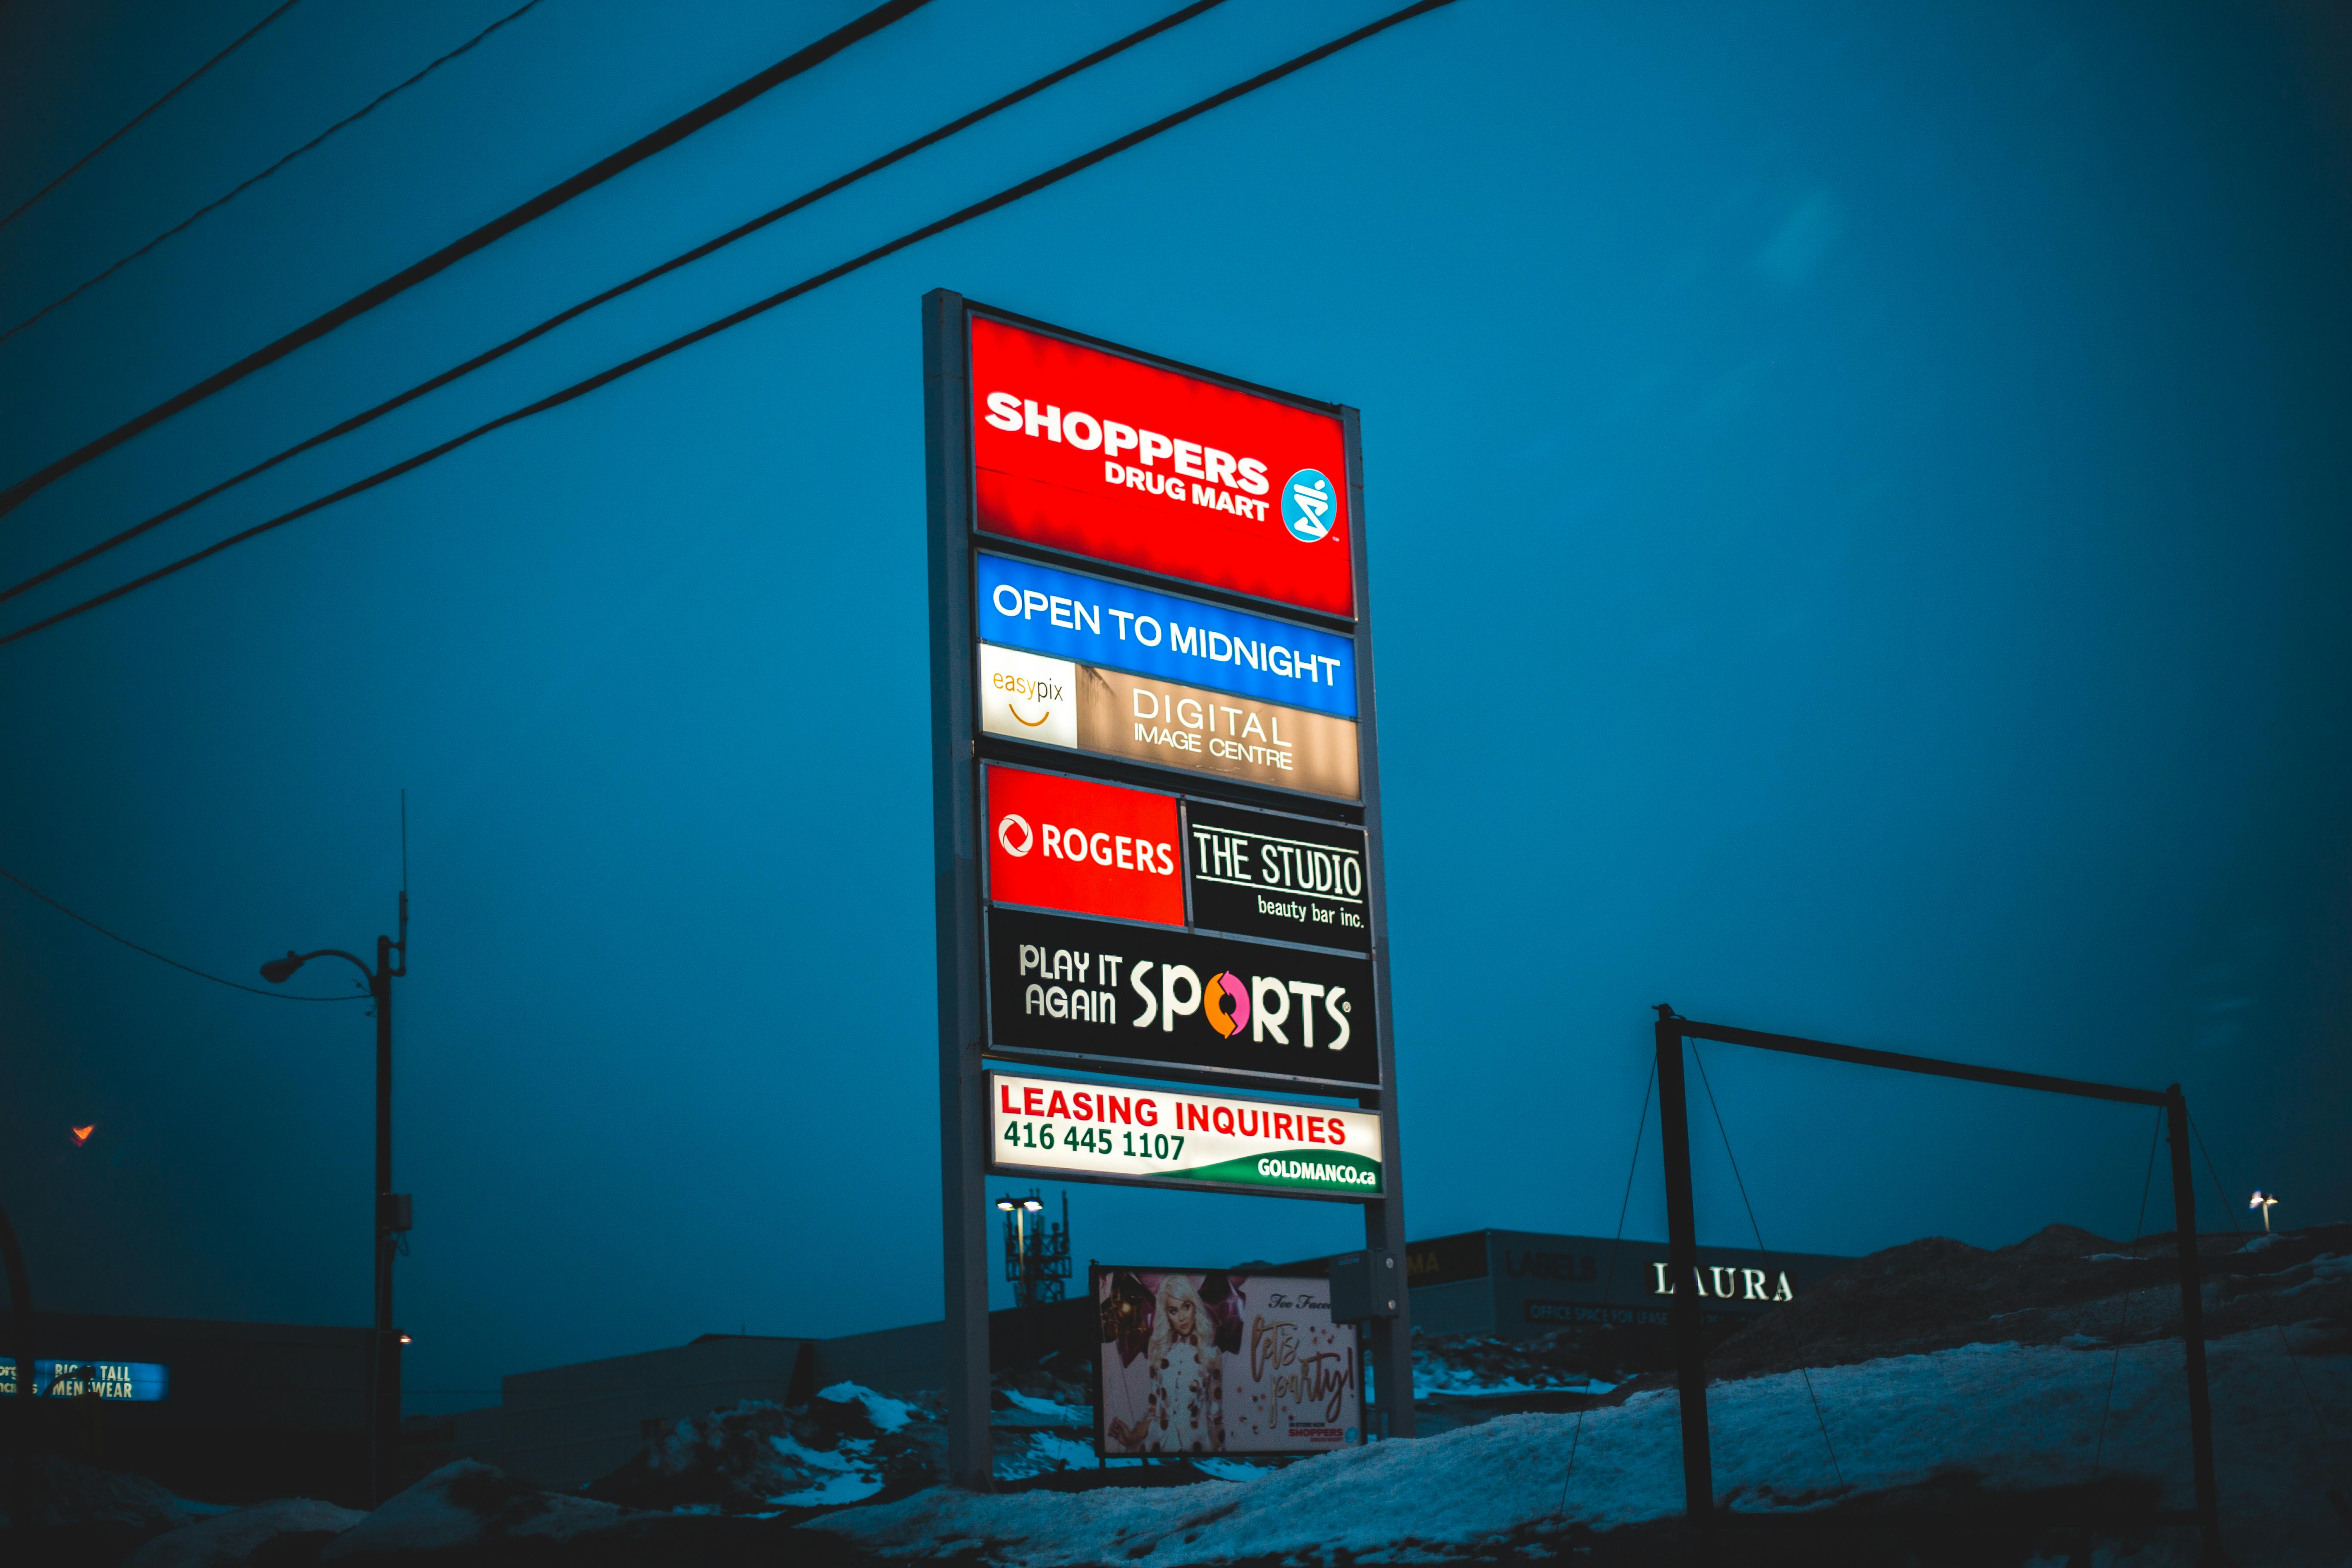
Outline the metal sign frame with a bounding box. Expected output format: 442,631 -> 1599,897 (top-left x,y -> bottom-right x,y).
927,291 -> 1412,1490
1648,1006 -> 2225,1559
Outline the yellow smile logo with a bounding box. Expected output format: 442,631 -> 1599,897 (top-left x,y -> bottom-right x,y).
1006,702 -> 1052,727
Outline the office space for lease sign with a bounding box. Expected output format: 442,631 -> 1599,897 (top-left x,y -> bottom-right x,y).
970,317 -> 1355,618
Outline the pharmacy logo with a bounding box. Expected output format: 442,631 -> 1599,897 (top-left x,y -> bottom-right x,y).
1280,469 -> 1335,543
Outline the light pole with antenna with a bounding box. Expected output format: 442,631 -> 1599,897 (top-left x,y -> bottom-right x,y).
259,793 -> 411,1505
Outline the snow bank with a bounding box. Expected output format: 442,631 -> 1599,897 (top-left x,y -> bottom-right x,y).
815,1329 -> 2352,1565
321,1461 -> 623,1557
820,1380 -> 922,1432
1413,1331 -> 1620,1400
125,1498 -> 364,1568
0,1452 -> 225,1531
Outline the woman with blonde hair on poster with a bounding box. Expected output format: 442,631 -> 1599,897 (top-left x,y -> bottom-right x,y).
1136,1273 -> 1222,1453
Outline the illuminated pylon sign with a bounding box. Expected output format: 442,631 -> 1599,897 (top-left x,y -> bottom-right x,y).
925,293 -> 1413,1488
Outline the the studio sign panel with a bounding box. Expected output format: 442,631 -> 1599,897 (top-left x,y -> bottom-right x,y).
987,908 -> 1375,1087
1186,801 -> 1369,953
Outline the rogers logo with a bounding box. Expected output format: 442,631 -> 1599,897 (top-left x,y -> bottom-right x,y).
997,814 -> 1035,856
996,811 -> 1173,876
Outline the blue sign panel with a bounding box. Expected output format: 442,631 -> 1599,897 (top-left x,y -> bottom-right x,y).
977,554 -> 1357,718
0,1358 -> 169,1400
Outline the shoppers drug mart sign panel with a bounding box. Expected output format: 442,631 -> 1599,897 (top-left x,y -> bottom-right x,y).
989,1072 -> 1381,1199
971,317 -> 1355,618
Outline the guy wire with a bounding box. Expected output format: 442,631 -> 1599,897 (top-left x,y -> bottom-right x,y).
1557,1055 -> 1656,1519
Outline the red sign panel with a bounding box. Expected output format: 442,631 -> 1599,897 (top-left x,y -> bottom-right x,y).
985,765 -> 1184,926
970,316 -> 1355,618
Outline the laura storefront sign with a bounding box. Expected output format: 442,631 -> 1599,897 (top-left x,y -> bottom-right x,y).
988,1072 -> 1381,1200
970,316 -> 1356,618
987,907 -> 1375,1088
1093,1266 -> 1362,1457
1185,799 -> 1369,953
977,643 -> 1361,801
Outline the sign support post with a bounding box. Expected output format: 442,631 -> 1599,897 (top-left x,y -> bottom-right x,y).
923,288 -> 994,1491
1652,1009 -> 1714,1531
1344,407 -> 1414,1439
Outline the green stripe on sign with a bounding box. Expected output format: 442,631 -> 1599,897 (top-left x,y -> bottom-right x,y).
1167,1149 -> 1384,1193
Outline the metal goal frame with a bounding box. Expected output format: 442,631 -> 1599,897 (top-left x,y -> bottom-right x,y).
1649,1004 -> 2224,1560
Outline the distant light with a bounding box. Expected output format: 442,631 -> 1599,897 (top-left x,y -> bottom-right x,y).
69,1125 -> 94,1147
2250,1191 -> 2280,1232
996,1199 -> 1017,1212
398,1334 -> 413,1345
1022,1199 -> 1043,1213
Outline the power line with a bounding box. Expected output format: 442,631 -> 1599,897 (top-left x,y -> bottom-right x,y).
0,0 -> 931,521
1,0 -> 547,348
0,0 -> 1231,610
0,862 -> 364,1001
0,0 -> 306,233
0,0 -> 1458,649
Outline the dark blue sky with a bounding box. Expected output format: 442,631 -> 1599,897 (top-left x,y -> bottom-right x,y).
2,0 -> 2346,1415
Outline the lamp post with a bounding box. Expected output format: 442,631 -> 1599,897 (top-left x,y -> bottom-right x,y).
996,1194 -> 1043,1308
262,891 -> 407,1505
2250,1191 -> 2278,1233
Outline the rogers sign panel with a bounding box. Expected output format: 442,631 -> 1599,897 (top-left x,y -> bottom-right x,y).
970,317 -> 1355,619
986,765 -> 1183,928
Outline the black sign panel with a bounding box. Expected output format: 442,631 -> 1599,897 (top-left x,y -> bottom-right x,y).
1185,802 -> 1370,953
988,908 -> 1376,1087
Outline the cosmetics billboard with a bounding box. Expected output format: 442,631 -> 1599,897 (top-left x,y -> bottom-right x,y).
1092,1266 -> 1362,1457
926,292 -> 1413,1482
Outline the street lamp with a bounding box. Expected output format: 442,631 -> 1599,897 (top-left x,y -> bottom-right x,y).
996,1194 -> 1044,1310
263,890 -> 407,1505
2250,1191 -> 2279,1233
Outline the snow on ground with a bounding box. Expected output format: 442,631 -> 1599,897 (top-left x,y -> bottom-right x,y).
1412,1333 -> 1620,1400
821,1379 -> 922,1432
997,1387 -> 1097,1427
763,1430 -> 889,1507
125,1498 -> 366,1568
0,1452 -> 232,1531
815,1329 -> 2352,1565
321,1461 -> 625,1557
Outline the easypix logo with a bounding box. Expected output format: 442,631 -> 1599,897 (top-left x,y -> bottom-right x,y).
977,644 -> 1077,749
1129,960 -> 1352,1051
1281,469 -> 1335,543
